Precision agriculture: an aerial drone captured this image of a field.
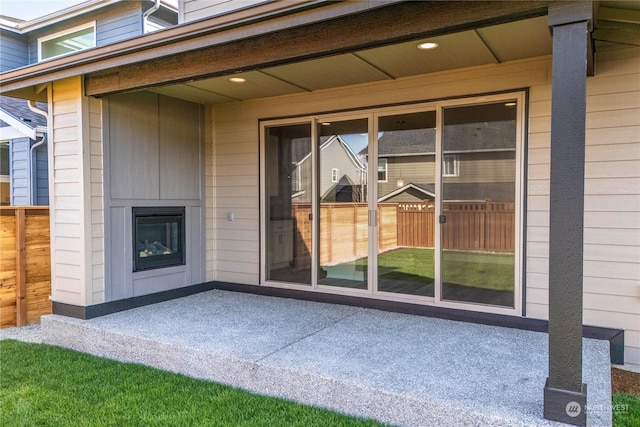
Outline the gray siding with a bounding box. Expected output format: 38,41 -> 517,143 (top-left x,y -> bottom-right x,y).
34,142 -> 49,205
0,30 -> 29,72
9,137 -> 30,205
105,91 -> 204,301
9,136 -> 49,206
28,1 -> 143,63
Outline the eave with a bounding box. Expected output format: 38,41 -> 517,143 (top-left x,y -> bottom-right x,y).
0,1 -> 551,102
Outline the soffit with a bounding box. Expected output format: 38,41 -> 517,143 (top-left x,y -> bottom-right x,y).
594,0 -> 640,49
148,15 -> 552,105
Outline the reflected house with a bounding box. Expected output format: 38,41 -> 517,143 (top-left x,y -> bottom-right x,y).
291,135 -> 367,203
371,110 -> 516,204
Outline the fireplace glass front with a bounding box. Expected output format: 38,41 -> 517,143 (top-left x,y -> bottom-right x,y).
133,207 -> 185,272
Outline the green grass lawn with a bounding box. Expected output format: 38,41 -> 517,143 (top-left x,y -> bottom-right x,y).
612,393 -> 640,427
1,340 -> 638,426
0,340 -> 385,427
334,247 -> 514,291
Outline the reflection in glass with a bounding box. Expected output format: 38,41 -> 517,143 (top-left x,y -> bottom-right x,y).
375,111 -> 436,297
441,101 -> 517,307
317,119 -> 369,290
265,124 -> 312,284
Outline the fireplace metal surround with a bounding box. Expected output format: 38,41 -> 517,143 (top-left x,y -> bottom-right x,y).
133,207 -> 185,272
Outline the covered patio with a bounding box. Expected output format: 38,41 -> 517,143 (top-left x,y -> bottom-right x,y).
40,290 -> 612,427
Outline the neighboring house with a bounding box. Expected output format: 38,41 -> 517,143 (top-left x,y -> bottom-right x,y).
0,0 -> 177,72
1,1 -> 639,424
370,120 -> 516,203
292,135 -> 367,203
0,96 -> 48,205
0,0 -> 177,205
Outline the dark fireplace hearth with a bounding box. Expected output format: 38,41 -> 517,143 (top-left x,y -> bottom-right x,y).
133,207 -> 185,272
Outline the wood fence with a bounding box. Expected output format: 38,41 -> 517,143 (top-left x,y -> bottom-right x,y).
398,201 -> 515,252
0,207 -> 51,328
289,200 -> 514,267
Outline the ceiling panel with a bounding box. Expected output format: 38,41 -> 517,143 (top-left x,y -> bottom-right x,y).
188,70 -> 307,100
356,30 -> 498,78
476,16 -> 552,62
150,84 -> 238,104
264,54 -> 392,91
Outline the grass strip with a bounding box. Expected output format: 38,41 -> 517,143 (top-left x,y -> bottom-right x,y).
612,393 -> 640,427
0,340 -> 385,427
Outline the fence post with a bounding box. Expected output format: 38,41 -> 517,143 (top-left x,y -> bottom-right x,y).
15,208 -> 27,327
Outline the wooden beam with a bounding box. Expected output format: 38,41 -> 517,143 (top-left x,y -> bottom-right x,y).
593,28 -> 640,46
85,1 -> 549,96
15,208 -> 27,327
597,6 -> 640,25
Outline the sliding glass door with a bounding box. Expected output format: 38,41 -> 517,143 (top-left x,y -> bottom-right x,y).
261,93 -> 522,313
440,101 -> 518,308
264,123 -> 313,285
317,118 -> 369,290
376,111 -> 436,297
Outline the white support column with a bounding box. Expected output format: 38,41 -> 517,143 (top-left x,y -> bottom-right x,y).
49,76 -> 104,310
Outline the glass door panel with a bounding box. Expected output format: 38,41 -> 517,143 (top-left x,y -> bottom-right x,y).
376,111 -> 436,297
317,119 -> 369,290
265,123 -> 312,285
440,101 -> 517,307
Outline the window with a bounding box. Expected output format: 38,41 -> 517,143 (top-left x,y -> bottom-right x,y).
442,154 -> 459,177
0,141 -> 10,206
39,23 -> 96,61
331,168 -> 339,183
377,159 -> 387,182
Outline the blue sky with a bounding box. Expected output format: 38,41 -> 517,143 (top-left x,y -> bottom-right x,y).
1,0 -> 86,20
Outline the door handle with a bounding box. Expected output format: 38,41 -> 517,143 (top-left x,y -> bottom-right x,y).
439,215 -> 447,224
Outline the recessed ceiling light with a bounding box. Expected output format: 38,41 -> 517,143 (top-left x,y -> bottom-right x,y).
418,42 -> 438,50
504,102 -> 517,107
321,122 -> 331,126
229,77 -> 246,83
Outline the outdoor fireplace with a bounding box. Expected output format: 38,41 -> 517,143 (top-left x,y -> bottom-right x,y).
133,207 -> 185,272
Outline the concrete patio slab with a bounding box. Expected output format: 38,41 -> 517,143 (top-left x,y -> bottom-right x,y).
40,290 -> 612,426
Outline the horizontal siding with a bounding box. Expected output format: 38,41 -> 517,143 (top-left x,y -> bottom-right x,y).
183,0 -> 266,23
0,30 -> 28,71
9,138 -> 31,206
525,46 -> 640,370
89,97 -> 104,304
51,77 -> 84,305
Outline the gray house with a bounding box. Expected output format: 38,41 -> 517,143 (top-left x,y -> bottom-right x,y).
0,95 -> 48,205
0,0 -> 177,205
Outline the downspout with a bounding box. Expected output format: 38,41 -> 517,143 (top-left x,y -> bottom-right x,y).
27,101 -> 48,205
143,0 -> 161,32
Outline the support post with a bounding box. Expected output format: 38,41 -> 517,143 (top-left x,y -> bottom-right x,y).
544,2 -> 593,426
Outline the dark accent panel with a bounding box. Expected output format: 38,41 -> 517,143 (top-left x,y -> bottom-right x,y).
212,282 -> 624,364
544,381 -> 587,426
53,281 -> 217,320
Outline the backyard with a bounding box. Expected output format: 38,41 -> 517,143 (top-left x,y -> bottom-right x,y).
1,339 -> 638,426
0,340 -> 383,427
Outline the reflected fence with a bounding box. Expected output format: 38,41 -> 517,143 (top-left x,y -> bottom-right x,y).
290,200 -> 515,267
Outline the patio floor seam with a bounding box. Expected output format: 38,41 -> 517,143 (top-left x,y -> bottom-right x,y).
253,310 -> 361,363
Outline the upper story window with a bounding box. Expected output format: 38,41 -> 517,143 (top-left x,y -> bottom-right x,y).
443,154 -> 459,177
38,22 -> 96,61
331,168 -> 339,183
377,159 -> 388,182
